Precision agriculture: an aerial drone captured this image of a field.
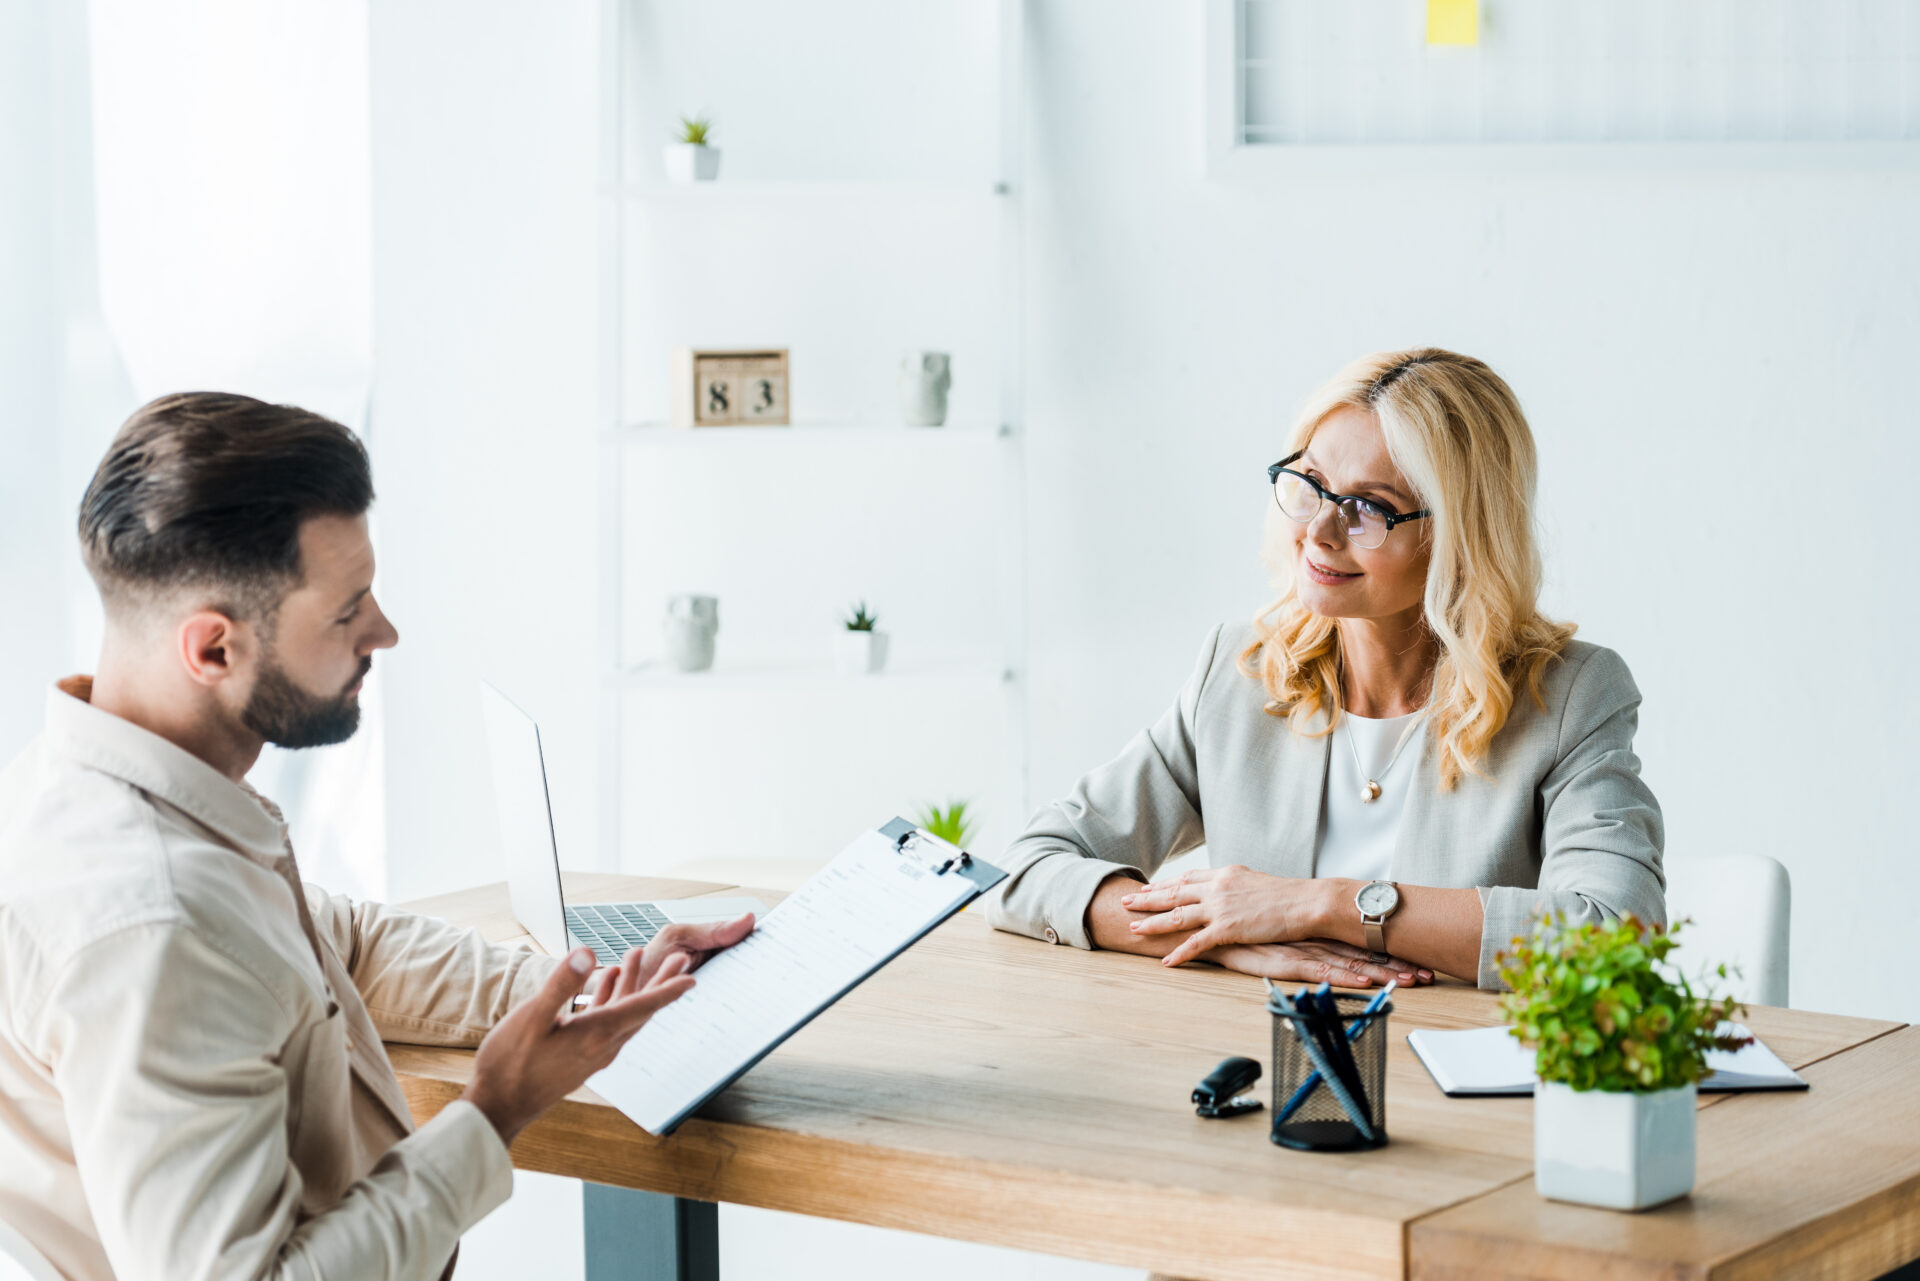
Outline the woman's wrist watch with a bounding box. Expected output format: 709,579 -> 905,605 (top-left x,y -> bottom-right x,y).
1354,880 -> 1401,963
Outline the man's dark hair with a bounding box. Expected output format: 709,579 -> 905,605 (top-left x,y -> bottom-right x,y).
79,392 -> 374,620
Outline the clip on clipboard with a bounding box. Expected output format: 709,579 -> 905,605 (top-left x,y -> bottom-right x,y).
587,816 -> 1006,1135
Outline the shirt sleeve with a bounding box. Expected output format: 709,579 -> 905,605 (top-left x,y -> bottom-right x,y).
34,922 -> 510,1281
985,625 -> 1222,948
302,890 -> 558,1047
1475,646 -> 1668,988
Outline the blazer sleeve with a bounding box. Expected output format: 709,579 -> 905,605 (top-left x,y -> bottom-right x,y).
985,625 -> 1222,948
303,889 -> 558,1047
38,922 -> 508,1281
1476,646 -> 1668,988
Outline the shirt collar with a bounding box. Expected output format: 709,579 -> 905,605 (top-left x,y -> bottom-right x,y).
44,675 -> 288,859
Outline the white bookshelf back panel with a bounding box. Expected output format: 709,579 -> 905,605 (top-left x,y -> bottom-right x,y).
616,431 -> 1009,670
1240,0 -> 1920,145
621,0 -> 1002,185
617,677 -> 1011,872
621,195 -> 1001,427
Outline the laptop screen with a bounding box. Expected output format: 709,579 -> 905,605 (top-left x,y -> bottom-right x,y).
479,680 -> 570,958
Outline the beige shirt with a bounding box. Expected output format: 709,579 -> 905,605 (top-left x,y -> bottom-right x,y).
987,625 -> 1666,987
0,678 -> 558,1281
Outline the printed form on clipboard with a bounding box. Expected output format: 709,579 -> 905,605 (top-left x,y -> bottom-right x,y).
588,817 -> 1006,1135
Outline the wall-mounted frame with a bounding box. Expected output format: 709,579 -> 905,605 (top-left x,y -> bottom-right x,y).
1203,0 -> 1920,182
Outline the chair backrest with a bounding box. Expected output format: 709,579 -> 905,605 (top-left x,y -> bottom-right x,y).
0,1217 -> 62,1281
1663,853 -> 1791,1008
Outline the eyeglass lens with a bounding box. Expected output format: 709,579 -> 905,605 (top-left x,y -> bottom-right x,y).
1273,473 -> 1389,550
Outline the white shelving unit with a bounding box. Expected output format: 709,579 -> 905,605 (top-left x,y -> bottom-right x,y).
595,0 -> 1027,876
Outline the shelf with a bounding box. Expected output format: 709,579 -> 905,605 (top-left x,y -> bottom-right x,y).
604,657 -> 1014,691
607,179 -> 1010,201
606,422 -> 1014,446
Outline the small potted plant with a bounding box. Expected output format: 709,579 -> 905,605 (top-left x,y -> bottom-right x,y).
1499,914 -> 1747,1212
663,113 -> 720,183
915,799 -> 976,850
833,601 -> 889,675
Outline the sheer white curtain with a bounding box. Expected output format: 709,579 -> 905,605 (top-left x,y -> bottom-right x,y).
87,0 -> 384,897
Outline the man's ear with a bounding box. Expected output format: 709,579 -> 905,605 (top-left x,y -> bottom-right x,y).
176,611 -> 251,689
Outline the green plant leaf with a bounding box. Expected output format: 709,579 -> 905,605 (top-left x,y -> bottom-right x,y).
1497,912 -> 1744,1093
914,798 -> 977,849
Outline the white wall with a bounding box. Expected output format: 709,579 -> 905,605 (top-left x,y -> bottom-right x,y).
1020,2 -> 1920,1023
366,3 -> 1920,1277
368,0 -> 604,903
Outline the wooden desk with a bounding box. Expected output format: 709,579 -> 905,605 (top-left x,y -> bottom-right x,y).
392,875 -> 1920,1281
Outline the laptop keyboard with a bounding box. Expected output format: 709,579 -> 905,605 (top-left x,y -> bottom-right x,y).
565,903 -> 672,966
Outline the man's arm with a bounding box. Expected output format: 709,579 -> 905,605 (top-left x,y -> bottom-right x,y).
39,922 -> 507,1281
304,888 -> 558,1046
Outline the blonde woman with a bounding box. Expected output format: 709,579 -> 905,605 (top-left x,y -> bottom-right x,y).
987,349 -> 1663,988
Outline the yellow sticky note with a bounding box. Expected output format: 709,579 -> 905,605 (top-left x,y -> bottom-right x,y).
1426,0 -> 1479,46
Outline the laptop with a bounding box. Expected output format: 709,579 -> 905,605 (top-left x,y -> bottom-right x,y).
480,680 -> 764,966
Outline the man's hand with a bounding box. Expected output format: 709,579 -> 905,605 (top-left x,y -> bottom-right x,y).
607,913 -> 756,990
461,939 -> 702,1146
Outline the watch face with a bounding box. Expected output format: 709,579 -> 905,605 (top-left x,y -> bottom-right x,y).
1357,881 -> 1399,915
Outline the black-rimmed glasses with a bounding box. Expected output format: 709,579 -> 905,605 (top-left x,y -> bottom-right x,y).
1267,450 -> 1430,550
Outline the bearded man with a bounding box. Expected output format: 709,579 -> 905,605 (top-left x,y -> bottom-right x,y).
0,393 -> 750,1280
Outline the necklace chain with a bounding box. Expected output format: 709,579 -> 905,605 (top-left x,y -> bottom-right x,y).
1343,711 -> 1425,804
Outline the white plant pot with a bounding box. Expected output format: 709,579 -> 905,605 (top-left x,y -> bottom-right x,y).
663,143 -> 721,182
833,630 -> 889,676
1534,1080 -> 1695,1211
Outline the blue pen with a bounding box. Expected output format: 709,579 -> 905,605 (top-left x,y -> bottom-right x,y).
1275,981 -> 1396,1129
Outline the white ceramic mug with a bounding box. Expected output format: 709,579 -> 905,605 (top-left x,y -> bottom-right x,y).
664,595 -> 719,672
899,351 -> 952,426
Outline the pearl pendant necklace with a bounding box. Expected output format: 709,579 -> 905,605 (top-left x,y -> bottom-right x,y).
1344,711 -> 1425,805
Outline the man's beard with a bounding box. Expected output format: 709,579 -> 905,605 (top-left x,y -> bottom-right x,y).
240,652 -> 371,749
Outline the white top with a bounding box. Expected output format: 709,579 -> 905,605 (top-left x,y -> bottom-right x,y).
1313,709 -> 1426,884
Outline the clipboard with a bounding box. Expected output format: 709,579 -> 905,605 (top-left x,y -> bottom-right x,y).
588,817 -> 1006,1136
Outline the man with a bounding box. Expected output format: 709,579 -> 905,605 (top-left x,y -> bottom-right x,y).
0,393 -> 752,1280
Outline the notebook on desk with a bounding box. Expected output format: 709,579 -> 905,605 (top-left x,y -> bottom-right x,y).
1407,1023 -> 1808,1096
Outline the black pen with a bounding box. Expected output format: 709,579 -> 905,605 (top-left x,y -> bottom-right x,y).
1289,984 -> 1375,1140
1306,984 -> 1375,1132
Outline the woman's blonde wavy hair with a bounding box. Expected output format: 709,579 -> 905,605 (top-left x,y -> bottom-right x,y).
1239,348 -> 1576,788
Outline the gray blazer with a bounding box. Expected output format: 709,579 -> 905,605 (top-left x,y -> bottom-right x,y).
986,623 -> 1666,987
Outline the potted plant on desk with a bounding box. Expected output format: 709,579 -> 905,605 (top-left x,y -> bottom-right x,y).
1499,915 -> 1748,1211
833,600 -> 889,675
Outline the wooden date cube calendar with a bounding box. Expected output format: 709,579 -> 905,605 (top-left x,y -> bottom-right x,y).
670,347 -> 790,428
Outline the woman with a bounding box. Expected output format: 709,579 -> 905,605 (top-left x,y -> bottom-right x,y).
986,349 -> 1664,989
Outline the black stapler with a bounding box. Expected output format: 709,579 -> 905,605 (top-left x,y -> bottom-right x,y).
1192,1056 -> 1264,1118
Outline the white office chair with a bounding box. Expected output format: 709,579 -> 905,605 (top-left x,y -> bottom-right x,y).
1663,853 -> 1791,1008
0,1218 -> 61,1281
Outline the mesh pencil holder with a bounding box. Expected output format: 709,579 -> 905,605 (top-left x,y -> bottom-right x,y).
1268,991 -> 1392,1152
